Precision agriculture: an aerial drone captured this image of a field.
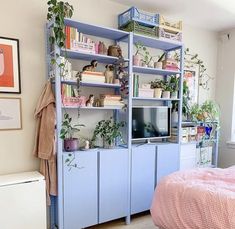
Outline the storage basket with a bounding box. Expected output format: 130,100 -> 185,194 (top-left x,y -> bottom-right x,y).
159,16 -> 182,33
62,96 -> 86,107
158,27 -> 182,42
120,21 -> 158,38
71,41 -> 95,54
118,7 -> 159,28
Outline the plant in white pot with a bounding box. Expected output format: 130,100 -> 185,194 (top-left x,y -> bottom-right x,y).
162,81 -> 172,99
150,79 -> 164,98
133,42 -> 144,66
91,117 -> 125,149
154,53 -> 165,69
60,113 -> 85,152
141,48 -> 153,68
169,75 -> 179,99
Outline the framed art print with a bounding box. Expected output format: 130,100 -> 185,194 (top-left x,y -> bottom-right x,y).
0,37 -> 21,93
0,97 -> 22,130
184,61 -> 199,105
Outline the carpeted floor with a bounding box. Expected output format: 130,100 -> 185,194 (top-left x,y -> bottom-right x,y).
88,213 -> 158,229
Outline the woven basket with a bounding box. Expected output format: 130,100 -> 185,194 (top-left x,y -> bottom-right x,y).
120,21 -> 158,38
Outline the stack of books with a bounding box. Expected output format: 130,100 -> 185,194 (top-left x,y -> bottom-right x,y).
80,71 -> 105,83
100,94 -> 124,108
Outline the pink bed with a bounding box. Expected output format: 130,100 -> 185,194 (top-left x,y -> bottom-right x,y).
151,167 -> 235,229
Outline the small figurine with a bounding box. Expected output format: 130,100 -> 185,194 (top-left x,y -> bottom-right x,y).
84,140 -> 90,150
94,98 -> 101,107
86,94 -> 95,107
82,60 -> 98,71
98,41 -> 107,55
104,64 -> 114,84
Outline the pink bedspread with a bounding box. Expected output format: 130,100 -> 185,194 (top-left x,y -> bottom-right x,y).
151,167 -> 235,229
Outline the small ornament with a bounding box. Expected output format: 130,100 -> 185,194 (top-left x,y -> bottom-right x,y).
84,140 -> 90,150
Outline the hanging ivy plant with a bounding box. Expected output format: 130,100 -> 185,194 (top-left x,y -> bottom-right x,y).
47,0 -> 74,48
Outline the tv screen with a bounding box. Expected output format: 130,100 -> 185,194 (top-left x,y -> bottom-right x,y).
132,106 -> 171,140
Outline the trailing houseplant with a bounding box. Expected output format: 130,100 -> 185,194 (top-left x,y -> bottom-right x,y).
47,0 -> 74,77
91,117 -> 125,148
182,80 -> 190,119
150,79 -> 165,98
60,113 -> 85,151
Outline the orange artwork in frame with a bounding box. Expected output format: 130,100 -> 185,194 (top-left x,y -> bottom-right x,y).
0,37 -> 21,93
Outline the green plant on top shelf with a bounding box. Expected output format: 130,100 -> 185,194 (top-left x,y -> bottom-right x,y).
91,117 -> 125,149
189,103 -> 203,122
169,75 -> 179,92
134,42 -> 144,56
200,100 -> 220,123
162,81 -> 173,92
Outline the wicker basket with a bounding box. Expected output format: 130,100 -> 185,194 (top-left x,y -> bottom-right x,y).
120,21 -> 158,38
62,96 -> 86,107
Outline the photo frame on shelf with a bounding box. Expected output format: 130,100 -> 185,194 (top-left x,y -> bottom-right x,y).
0,97 -> 22,130
0,37 -> 21,93
184,61 -> 199,105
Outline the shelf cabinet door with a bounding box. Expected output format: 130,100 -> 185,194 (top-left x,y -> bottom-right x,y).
156,144 -> 180,184
99,148 -> 128,224
63,151 -> 98,229
131,145 -> 156,214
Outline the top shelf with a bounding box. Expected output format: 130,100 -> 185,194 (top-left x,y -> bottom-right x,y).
64,19 -> 129,41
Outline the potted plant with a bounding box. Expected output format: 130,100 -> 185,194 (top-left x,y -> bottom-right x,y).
141,48 -> 153,68
154,53 -> 165,69
150,79 -> 164,98
169,75 -> 179,99
162,81 -> 172,99
182,80 -> 190,120
91,117 -> 125,149
133,42 -> 143,66
60,113 -> 85,152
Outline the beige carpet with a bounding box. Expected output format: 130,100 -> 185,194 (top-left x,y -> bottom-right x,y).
88,213 -> 158,229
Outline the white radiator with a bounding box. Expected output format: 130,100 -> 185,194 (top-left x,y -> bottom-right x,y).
0,171 -> 47,229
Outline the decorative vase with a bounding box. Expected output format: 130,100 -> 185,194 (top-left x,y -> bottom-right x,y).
162,91 -> 171,99
171,111 -> 178,126
148,60 -> 154,68
171,91 -> 178,99
64,138 -> 79,152
103,139 -> 114,149
154,88 -> 162,98
141,62 -> 148,68
154,61 -> 163,69
133,55 -> 141,66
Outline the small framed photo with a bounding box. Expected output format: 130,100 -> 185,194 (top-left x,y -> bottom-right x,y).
0,37 -> 21,93
0,97 -> 22,130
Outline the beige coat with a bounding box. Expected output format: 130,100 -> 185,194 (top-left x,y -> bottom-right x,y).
33,81 -> 57,205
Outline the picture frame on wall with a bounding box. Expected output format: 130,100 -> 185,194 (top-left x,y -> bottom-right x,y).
184,61 -> 199,105
0,37 -> 21,93
0,97 -> 22,130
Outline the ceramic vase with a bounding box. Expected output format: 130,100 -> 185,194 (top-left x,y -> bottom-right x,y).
154,88 -> 162,98
154,61 -> 163,69
171,91 -> 178,99
103,139 -> 114,149
133,55 -> 141,66
64,138 -> 79,152
162,91 -> 171,99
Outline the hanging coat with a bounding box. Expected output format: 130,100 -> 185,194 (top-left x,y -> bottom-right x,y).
33,81 -> 57,205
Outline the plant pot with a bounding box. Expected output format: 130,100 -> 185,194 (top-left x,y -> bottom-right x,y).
141,62 -> 148,68
154,88 -> 162,98
103,139 -> 114,149
162,91 -> 171,99
154,61 -> 163,69
133,55 -> 141,66
148,60 -> 154,68
171,91 -> 178,99
64,138 -> 79,152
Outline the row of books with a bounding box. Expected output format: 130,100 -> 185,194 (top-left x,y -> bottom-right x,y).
80,71 -> 105,83
65,26 -> 95,50
61,84 -> 78,98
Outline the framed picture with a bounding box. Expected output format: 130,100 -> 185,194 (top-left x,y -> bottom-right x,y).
184,61 -> 199,105
0,97 -> 22,130
0,37 -> 21,93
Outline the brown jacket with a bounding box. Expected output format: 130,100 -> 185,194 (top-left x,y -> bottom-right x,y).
33,81 -> 57,204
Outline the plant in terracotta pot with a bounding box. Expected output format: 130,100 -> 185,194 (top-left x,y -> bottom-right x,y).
60,113 -> 85,152
91,117 -> 125,149
150,79 -> 164,98
154,53 -> 165,69
133,42 -> 144,66
141,48 -> 153,68
169,75 -> 179,99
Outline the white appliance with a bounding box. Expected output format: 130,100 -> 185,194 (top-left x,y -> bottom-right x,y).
0,171 -> 47,229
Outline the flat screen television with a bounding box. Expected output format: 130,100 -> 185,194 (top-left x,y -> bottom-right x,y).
132,106 -> 171,140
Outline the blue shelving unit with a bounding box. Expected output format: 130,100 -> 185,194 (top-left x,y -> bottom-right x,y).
46,18 -> 184,229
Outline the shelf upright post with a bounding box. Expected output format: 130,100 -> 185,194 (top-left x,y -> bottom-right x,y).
177,45 -> 184,143
54,39 -> 64,228
126,32 -> 133,225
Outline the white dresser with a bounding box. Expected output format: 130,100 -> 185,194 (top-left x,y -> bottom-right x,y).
0,171 -> 47,229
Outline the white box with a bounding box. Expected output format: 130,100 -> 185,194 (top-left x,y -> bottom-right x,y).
138,88 -> 154,98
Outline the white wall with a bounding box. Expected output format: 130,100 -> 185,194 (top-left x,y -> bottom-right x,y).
216,30 -> 235,168
0,0 -> 218,174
